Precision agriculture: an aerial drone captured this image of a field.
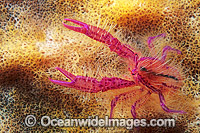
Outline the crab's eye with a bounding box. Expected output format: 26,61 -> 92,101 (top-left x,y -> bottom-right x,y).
140,67 -> 147,71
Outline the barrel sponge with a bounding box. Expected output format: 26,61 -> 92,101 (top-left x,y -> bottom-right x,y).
0,0 -> 199,132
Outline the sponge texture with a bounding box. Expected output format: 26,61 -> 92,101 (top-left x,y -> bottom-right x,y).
0,0 -> 199,132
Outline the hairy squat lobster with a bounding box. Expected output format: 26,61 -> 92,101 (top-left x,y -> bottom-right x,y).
49,18 -> 186,118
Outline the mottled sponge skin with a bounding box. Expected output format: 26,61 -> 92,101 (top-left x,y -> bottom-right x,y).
0,0 -> 199,132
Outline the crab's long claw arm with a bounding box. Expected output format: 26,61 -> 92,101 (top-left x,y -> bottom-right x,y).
49,67 -> 135,93
63,18 -> 138,62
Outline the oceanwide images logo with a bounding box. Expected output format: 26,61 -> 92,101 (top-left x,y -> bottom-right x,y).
25,115 -> 175,129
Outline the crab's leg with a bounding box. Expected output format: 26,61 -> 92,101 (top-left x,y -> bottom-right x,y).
147,34 -> 181,61
161,46 -> 181,62
147,33 -> 166,49
110,88 -> 143,118
63,18 -> 138,62
147,33 -> 166,57
159,92 -> 186,114
131,91 -> 151,118
49,67 -> 135,93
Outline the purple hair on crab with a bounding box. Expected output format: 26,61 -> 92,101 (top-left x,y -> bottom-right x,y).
49,18 -> 186,118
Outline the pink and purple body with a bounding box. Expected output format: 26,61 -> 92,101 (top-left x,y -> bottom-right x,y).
49,18 -> 186,118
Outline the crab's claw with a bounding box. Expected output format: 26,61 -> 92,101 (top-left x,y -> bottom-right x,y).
62,18 -> 112,44
49,67 -> 77,87
62,18 -> 89,34
49,67 -> 135,93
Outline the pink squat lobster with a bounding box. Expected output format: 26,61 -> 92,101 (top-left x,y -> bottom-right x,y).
49,18 -> 186,118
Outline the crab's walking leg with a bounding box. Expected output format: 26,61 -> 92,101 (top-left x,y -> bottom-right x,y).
49,67 -> 135,93
161,46 -> 181,62
159,92 -> 186,114
147,33 -> 166,49
147,33 -> 166,57
147,33 -> 181,62
63,19 -> 138,62
131,91 -> 151,118
110,88 -> 143,118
